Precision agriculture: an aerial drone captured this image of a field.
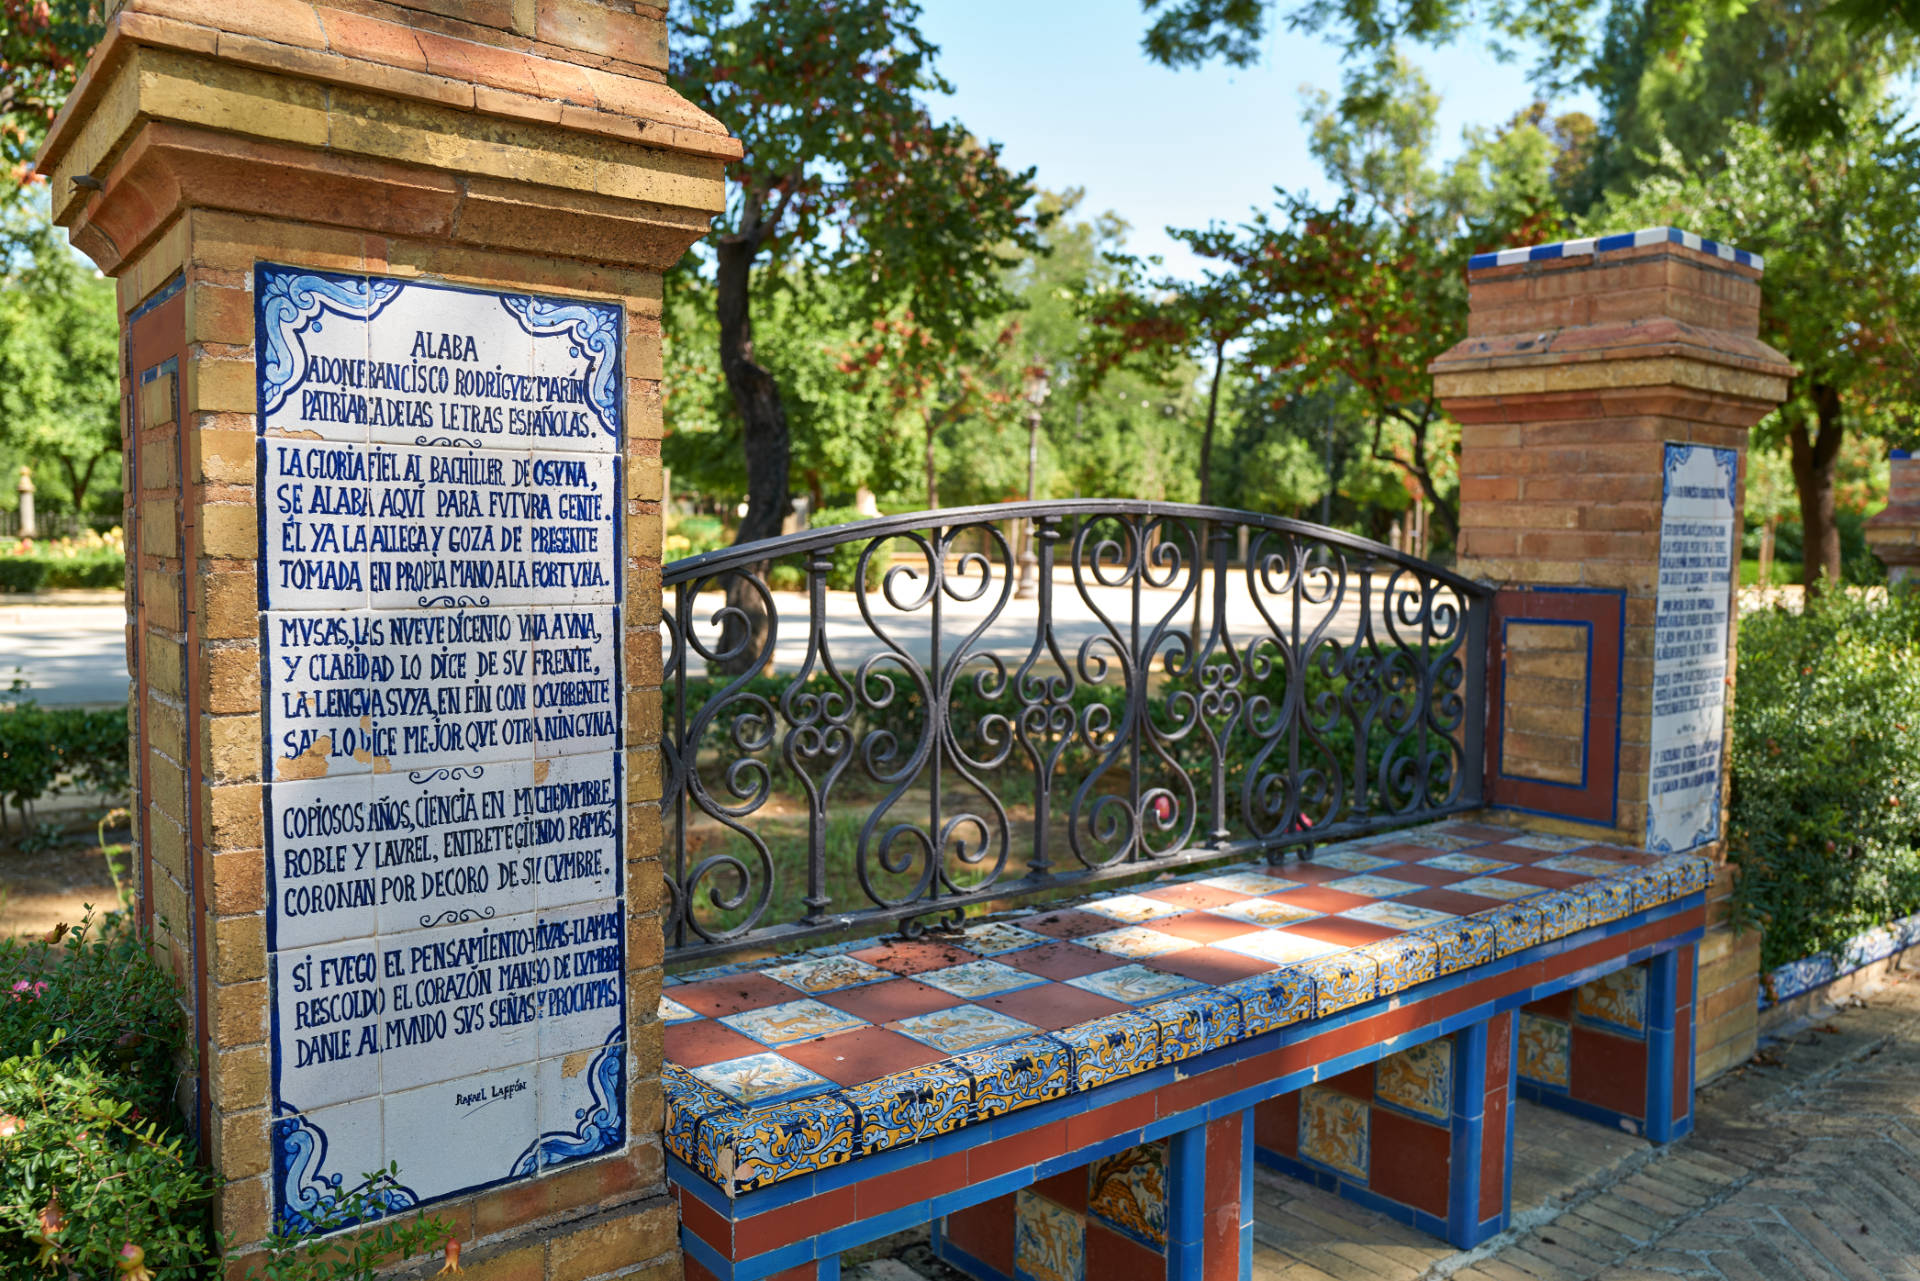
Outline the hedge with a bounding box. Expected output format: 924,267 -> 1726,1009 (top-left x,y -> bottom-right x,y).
0,701 -> 130,818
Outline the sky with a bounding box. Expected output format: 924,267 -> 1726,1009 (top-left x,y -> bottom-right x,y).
918,0 -> 1600,278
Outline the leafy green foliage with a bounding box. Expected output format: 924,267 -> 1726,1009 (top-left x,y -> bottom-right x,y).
1730,591 -> 1920,970
0,698 -> 129,828
242,1172 -> 451,1281
0,1 -> 103,208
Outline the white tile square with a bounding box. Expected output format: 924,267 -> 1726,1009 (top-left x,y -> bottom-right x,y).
516,294 -> 623,454
532,1042 -> 626,1171
1215,930 -> 1344,965
530,751 -> 623,912
365,443 -> 538,610
259,266 -> 373,445
530,604 -> 619,760
272,942 -> 383,1109
367,606 -> 535,772
267,772 -> 377,950
376,911 -> 541,1094
1081,893 -> 1189,924
261,441 -> 371,609
264,610 -> 380,780
535,900 -> 627,1059
372,758 -> 536,937
290,1097 -> 385,1199
383,1072 -> 539,1202
364,281 -> 534,451
526,451 -> 619,604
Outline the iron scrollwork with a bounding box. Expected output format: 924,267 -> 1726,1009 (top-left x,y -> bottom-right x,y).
661,501 -> 1490,962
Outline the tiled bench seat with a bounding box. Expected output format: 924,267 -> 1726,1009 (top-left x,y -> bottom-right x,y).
662,821 -> 1711,1281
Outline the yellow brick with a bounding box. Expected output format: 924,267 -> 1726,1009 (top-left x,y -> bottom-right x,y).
214,1107 -> 271,1181
200,502 -> 258,560
216,1175 -> 270,1249
210,1043 -> 270,1113
204,713 -> 264,783
193,420 -> 257,485
547,1200 -> 678,1281
213,912 -> 267,985
187,354 -> 256,416
137,49 -> 330,149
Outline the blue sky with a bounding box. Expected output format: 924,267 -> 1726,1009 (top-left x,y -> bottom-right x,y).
919,1 -> 1599,277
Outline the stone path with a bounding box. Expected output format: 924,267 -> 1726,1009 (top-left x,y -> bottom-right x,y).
851,969 -> 1920,1281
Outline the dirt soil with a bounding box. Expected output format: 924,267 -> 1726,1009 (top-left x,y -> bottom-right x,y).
0,838 -> 121,940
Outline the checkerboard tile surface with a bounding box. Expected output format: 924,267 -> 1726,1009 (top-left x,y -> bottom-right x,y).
664,820 -> 1711,1193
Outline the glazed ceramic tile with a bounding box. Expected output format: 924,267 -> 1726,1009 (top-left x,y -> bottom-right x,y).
1449,875 -> 1546,902
1535,853 -> 1631,877
364,606 -> 537,771
1303,952 -> 1377,1014
257,265 -> 378,445
367,759 -> 534,938
662,1063 -> 732,1163
1227,966 -> 1315,1034
1421,852 -> 1517,874
1216,928 -> 1343,966
918,959 -> 1049,999
1660,854 -> 1712,895
1323,874 -> 1420,898
510,291 -> 624,453
1213,896 -> 1323,927
382,1071 -> 539,1202
689,1051 -> 835,1107
659,995 -> 701,1024
697,1093 -> 856,1191
1066,963 -> 1203,1005
1198,870 -> 1294,895
1342,900 -> 1456,930
1087,1141 -> 1167,1247
1081,893 -> 1189,924
1517,1012 -> 1571,1087
1486,904 -> 1544,956
266,773 -> 377,950
1387,831 -> 1475,851
529,1039 -> 625,1172
525,751 -> 623,912
261,445 -> 371,609
1576,964 -> 1648,1034
1015,1188 -> 1085,1281
1310,848 -> 1397,873
363,442 -> 538,611
263,611 -> 379,779
956,1035 -> 1073,1119
1054,1010 -> 1159,1089
271,942 -> 385,1110
529,604 -> 619,760
958,921 -> 1052,955
1298,1084 -> 1369,1179
1533,889 -> 1591,941
1076,925 -> 1199,959
893,1004 -> 1038,1054
841,1061 -> 973,1152
762,953 -> 893,994
719,998 -> 869,1047
524,451 -> 620,604
361,278 -> 535,450
1576,877 -> 1635,925
1375,1039 -> 1453,1121
533,900 -> 626,1060
1147,989 -> 1243,1059
1628,864 -> 1677,910
272,1097 -> 384,1233
1503,832 -> 1591,852
1362,934 -> 1437,996
1423,918 -> 1495,975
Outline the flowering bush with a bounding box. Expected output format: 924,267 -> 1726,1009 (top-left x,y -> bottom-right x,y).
0,527 -> 126,592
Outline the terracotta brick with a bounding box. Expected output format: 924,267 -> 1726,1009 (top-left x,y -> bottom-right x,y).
547,1199 -> 678,1280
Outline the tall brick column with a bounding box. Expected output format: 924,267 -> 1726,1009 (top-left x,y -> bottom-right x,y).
36,3 -> 734,1275
1866,450 -> 1920,584
1431,229 -> 1794,1082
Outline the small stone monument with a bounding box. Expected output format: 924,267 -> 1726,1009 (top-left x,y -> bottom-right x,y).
1866,449 -> 1920,585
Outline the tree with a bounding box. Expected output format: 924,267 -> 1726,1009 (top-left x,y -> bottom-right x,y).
0,205 -> 117,517
1595,109 -> 1920,590
1,2 -> 101,206
670,0 -> 1045,549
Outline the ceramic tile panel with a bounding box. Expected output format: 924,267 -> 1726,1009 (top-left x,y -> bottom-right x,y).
1216,928 -> 1343,966
660,995 -> 701,1024
1015,1188 -> 1085,1281
1533,889 -> 1591,941
919,959 -> 1050,999
1486,903 -> 1544,956
1087,1141 -> 1168,1248
689,1051 -> 836,1107
529,604 -> 620,760
893,1004 -> 1038,1054
383,1073 -> 540,1203
1385,831 -> 1475,851
1502,833 -> 1591,852
257,266 -> 382,445
1449,875 -> 1546,902
1628,863 -> 1678,910
1423,917 -> 1495,975
719,998 -> 869,1048
1076,925 -> 1199,959
271,1099 -> 385,1234
957,1035 -> 1073,1119
1081,893 -> 1189,924
1343,900 -> 1457,931
262,611 -> 380,778
265,773 -> 377,950
261,448 -> 371,610
1576,964 -> 1648,1034
1660,854 -> 1713,895
1310,849 -> 1398,873
1304,953 -> 1378,1015
1065,963 -> 1203,1006
1420,851 -> 1518,874
1517,1013 -> 1571,1087
662,1063 -> 732,1163
1198,869 -> 1295,895
842,1061 -> 974,1153
1576,877 -> 1635,925
959,921 -> 1053,955
1323,874 -> 1422,898
1299,1084 -> 1369,1179
530,1042 -> 627,1176
762,954 -> 894,994
1361,934 -> 1437,996
1375,1039 -> 1452,1121
533,900 -> 627,1060
714,1094 -> 857,1191
1146,989 -> 1243,1060
523,752 -> 624,913
1226,966 -> 1314,1034
1535,853 -> 1633,877
271,941 -> 384,1111
1054,1010 -> 1159,1090
1213,896 -> 1323,927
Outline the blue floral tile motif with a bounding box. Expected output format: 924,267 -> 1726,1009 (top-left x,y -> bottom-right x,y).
663,1063 -> 733,1164
1535,853 -> 1633,877
1226,966 -> 1314,1035
719,998 -> 869,1047
699,1093 -> 856,1193
1422,918 -> 1495,976
1066,963 -> 1203,1005
919,959 -> 1048,999
1451,875 -> 1546,902
1077,925 -> 1198,959
1628,864 -> 1676,911
1386,830 -> 1475,851
1216,928 -> 1342,965
1422,852 -> 1517,874
894,1005 -> 1038,1054
1312,848 -> 1397,872
1087,1142 -> 1167,1248
1576,964 -> 1648,1034
1361,933 -> 1437,996
1344,900 -> 1457,930
1304,952 -> 1378,1015
842,1061 -> 973,1154
1015,1188 -> 1085,1281
1503,832 -> 1591,852
1145,989 -> 1243,1062
956,1035 -> 1073,1119
1374,1039 -> 1452,1121
1213,896 -> 1322,927
1055,1011 -> 1159,1090
690,1052 -> 836,1107
1486,903 -> 1544,957
1323,874 -> 1421,898
659,995 -> 702,1024
1299,1084 -> 1368,1179
1081,893 -> 1188,924
762,954 -> 893,994
1199,869 -> 1294,895
1658,854 -> 1713,896
958,921 -> 1052,955
1533,889 -> 1591,941
1517,1012 -> 1571,1087
1576,877 -> 1635,925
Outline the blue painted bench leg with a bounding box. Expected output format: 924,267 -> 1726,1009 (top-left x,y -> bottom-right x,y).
1448,1011 -> 1516,1247
1166,1109 -> 1254,1280
1644,943 -> 1696,1143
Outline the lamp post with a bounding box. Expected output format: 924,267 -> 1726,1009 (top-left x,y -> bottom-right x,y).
1016,366 -> 1050,600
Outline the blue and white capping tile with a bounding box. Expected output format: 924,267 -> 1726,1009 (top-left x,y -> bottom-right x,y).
1225,966 -> 1315,1035
1629,864 -> 1677,913
1760,909 -> 1920,1010
1577,878 -> 1635,926
1488,903 -> 1544,957
958,1037 -> 1074,1120
841,1062 -> 974,1157
1148,989 -> 1246,1062
1425,919 -> 1495,976
1303,953 -> 1378,1015
1055,1011 -> 1162,1090
1467,227 -> 1764,273
1362,933 -> 1439,995
1534,890 -> 1591,943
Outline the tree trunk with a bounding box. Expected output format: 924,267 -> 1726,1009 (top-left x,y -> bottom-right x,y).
1788,383 -> 1846,593
714,234 -> 790,674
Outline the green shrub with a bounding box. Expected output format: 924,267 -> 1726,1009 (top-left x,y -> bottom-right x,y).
1730,589 -> 1920,969
0,557 -> 49,593
0,700 -> 131,820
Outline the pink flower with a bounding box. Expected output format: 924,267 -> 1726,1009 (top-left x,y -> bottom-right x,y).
9,980 -> 48,1002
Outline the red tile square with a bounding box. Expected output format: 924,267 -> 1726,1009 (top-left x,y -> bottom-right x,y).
672,973 -> 800,1018
779,1026 -> 946,1086
1274,885 -> 1378,914
1478,842 -> 1553,863
1146,946 -> 1276,985
1271,862 -> 1354,885
1370,1107 -> 1451,1219
1282,917 -> 1402,947
816,978 -> 960,1023
1399,888 -> 1504,918
1376,863 -> 1470,888
856,1150 -> 968,1219
1001,939 -> 1125,981
1527,989 -> 1574,1021
851,939 -> 979,975
1366,842 -> 1445,862
1086,1219 -> 1165,1275
1152,912 -> 1259,944
969,1121 -> 1068,1183
944,1193 -> 1015,1275
1140,881 -> 1248,910
1570,1025 -> 1648,1118
1034,1166 -> 1088,1212
1022,909 -> 1122,940
1254,1092 -> 1298,1156
665,1019 -> 769,1068
1326,1063 -> 1372,1100
977,983 -> 1130,1030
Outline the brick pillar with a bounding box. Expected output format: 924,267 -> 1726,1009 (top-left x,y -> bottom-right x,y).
1866,450 -> 1920,584
1431,230 -> 1794,1083
37,3 -> 734,1276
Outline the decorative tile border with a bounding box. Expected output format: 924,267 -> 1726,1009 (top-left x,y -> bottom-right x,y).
1760,909 -> 1920,1010
1467,226 -> 1763,273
